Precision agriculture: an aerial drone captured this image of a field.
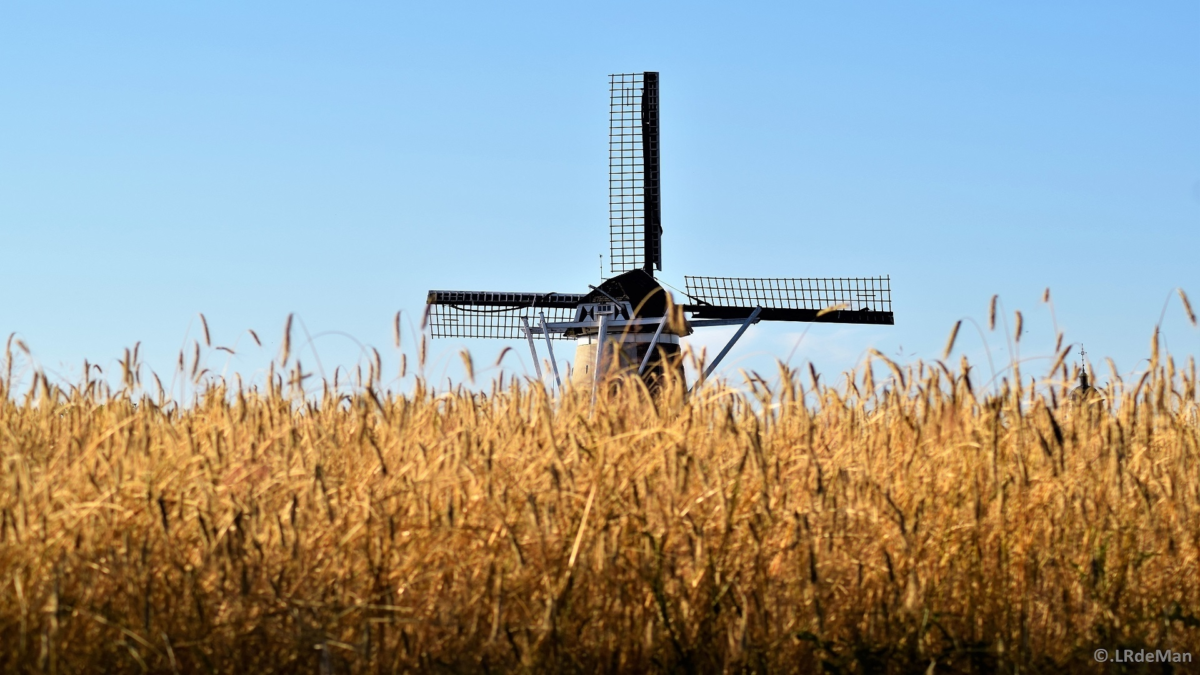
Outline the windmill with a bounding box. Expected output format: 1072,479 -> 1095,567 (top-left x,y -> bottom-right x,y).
425,72 -> 894,391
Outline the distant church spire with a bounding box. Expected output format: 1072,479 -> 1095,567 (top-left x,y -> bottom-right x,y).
1078,345 -> 1089,389
1071,344 -> 1100,405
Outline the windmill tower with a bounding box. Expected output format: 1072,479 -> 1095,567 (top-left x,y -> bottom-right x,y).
425,72 -> 894,390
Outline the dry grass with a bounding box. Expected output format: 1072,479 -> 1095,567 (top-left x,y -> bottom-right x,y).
1,340 -> 1198,673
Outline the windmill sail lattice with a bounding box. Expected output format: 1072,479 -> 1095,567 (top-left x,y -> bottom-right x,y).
683,276 -> 892,324
426,291 -> 583,340
609,72 -> 661,275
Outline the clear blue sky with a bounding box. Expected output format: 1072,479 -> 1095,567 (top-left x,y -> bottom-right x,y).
2,2 -> 1197,396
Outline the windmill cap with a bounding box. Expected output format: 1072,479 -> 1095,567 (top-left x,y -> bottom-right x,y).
584,270 -> 668,319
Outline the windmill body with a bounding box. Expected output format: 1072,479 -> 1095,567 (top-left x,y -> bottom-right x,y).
426,72 -> 894,389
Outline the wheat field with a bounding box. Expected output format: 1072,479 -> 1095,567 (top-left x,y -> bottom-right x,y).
1,326 -> 1198,673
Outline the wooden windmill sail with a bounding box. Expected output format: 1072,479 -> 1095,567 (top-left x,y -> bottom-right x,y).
425,72 -> 893,390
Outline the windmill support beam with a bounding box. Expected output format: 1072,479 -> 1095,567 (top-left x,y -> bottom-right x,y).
637,314 -> 670,376
520,317 -> 543,382
545,316 -> 660,331
702,306 -> 762,380
538,311 -> 562,388
592,313 -> 610,404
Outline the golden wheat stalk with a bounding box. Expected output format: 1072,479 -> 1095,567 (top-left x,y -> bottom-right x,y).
1180,288 -> 1197,326
942,320 -> 961,360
